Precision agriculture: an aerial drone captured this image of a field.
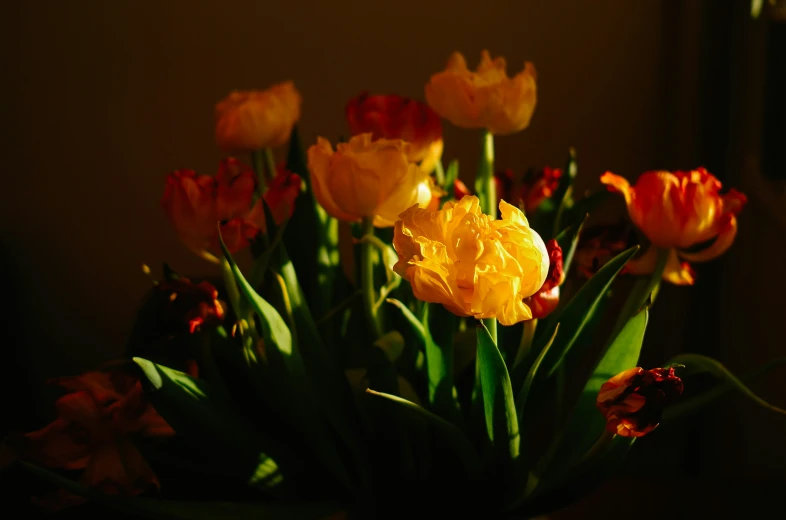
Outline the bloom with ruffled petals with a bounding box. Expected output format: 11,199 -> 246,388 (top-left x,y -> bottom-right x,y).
596,367 -> 684,437
393,196 -> 549,325
17,371 -> 174,509
307,133 -> 437,227
425,50 -> 537,135
215,81 -> 302,152
161,159 -> 300,260
524,239 -> 564,319
346,93 -> 444,173
601,168 -> 746,285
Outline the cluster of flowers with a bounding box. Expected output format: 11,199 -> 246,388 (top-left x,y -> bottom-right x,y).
9,49 -> 749,510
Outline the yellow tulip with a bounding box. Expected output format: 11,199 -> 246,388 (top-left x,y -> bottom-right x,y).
307,133 -> 437,227
393,196 -> 549,325
215,81 -> 301,153
425,50 -> 537,135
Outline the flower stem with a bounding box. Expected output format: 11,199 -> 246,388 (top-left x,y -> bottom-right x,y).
474,130 -> 496,218
250,151 -> 268,193
361,217 -> 383,339
482,317 -> 497,346
263,148 -> 277,181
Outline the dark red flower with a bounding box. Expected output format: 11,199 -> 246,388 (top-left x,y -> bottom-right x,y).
521,166 -> 562,214
574,221 -> 637,279
596,367 -> 684,437
525,239 -> 563,319
155,277 -> 225,334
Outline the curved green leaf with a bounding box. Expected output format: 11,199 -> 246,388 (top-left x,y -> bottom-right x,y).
665,354 -> 786,418
131,358 -> 285,493
535,307 -> 649,491
365,389 -> 479,472
477,322 -> 519,461
512,246 -> 639,391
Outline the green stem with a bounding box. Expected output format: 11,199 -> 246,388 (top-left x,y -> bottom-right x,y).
361,217 -> 383,339
263,148 -> 277,181
250,151 -> 268,193
474,130 -> 496,218
482,317 -> 497,346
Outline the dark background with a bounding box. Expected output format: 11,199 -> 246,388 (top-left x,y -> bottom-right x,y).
1,0 -> 784,517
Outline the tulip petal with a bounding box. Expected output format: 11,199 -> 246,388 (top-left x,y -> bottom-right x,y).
662,249 -> 696,286
599,172 -> 633,206
679,214 -> 738,263
626,246 -> 695,285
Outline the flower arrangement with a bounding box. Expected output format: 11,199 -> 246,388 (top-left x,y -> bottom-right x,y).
4,49 -> 785,519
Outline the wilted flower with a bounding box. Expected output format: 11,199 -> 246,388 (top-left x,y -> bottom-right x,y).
596,366 -> 684,437
524,239 -> 563,319
574,221 -> 637,279
307,133 -> 438,227
393,195 -> 549,325
215,81 -> 302,152
601,168 -> 746,285
16,371 -> 174,509
161,158 -> 300,261
425,50 -> 537,135
345,93 -> 444,173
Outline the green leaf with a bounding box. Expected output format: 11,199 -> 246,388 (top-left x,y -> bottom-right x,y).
476,322 -> 520,461
607,246 -> 668,342
19,462 -> 340,520
512,246 -> 639,389
664,354 -> 786,418
386,298 -> 427,344
511,435 -> 635,515
387,299 -> 457,420
516,325 -> 561,423
282,125 -> 339,322
554,214 -> 588,278
249,202 -> 290,288
423,304 -> 458,421
550,147 -> 578,236
535,307 -> 649,490
218,236 -> 358,493
131,358 -> 285,493
662,357 -> 786,423
365,389 -> 479,472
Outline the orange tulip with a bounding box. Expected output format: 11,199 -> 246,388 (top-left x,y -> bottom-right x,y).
17,371 -> 174,509
596,366 -> 684,437
346,93 -> 443,173
215,81 -> 302,153
161,158 -> 300,261
307,134 -> 437,227
425,50 -> 537,135
601,168 -> 746,285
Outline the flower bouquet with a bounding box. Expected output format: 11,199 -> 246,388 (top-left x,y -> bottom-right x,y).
5,49 -> 785,519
